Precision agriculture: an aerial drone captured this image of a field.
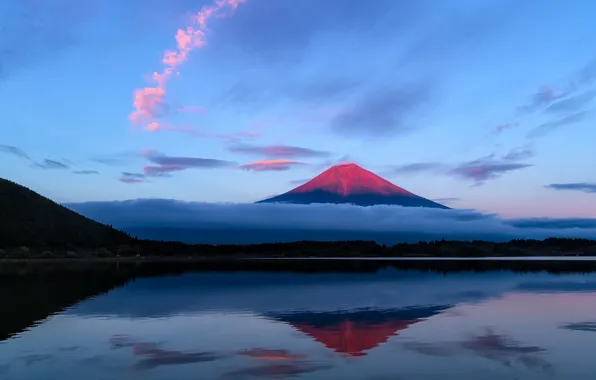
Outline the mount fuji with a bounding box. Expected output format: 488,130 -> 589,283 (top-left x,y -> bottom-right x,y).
258,163 -> 448,209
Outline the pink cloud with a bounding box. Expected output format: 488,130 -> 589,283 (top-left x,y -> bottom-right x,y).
130,87 -> 167,124
240,159 -> 306,172
129,0 -> 246,131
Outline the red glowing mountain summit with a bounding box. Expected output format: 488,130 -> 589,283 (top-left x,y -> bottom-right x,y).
258,163 -> 448,209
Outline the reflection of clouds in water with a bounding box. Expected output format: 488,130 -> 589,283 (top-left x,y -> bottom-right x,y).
222,361 -> 332,379
110,334 -> 225,371
21,354 -> 52,366
403,328 -> 554,374
0,363 -> 10,374
236,348 -> 307,361
402,342 -> 457,357
133,350 -> 222,371
560,322 -> 596,332
80,355 -> 108,365
110,334 -> 159,349
58,346 -> 83,352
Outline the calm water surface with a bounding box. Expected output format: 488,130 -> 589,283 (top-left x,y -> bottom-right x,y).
2,261 -> 596,379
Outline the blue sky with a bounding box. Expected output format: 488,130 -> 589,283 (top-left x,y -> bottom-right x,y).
1,0 -> 595,218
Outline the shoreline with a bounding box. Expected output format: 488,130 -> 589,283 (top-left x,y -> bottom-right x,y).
2,255 -> 596,264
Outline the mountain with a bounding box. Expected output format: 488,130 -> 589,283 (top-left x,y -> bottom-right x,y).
258,163 -> 449,208
0,178 -> 129,247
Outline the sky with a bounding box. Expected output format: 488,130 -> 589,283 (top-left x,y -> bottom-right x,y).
1,0 -> 596,220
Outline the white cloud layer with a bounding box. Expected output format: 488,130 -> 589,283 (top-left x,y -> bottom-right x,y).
65,199 -> 596,244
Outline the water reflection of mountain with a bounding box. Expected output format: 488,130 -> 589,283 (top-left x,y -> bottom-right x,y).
269,306 -> 449,357
5,261 -> 596,343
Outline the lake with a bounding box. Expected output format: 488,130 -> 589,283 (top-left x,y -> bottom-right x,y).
2,260 -> 596,379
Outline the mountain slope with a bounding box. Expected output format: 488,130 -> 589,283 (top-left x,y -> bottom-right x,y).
258,163 -> 449,209
0,178 -> 129,247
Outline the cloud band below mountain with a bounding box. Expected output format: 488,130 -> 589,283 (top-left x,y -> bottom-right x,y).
64,200 -> 596,245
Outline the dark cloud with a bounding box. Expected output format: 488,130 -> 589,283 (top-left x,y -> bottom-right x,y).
560,322 -> 596,333
449,155 -> 532,184
544,90 -> 596,114
229,144 -> 331,159
119,172 -> 146,184
33,159 -> 70,170
0,144 -> 29,159
72,170 -> 99,175
64,200 -> 596,243
140,151 -> 237,178
506,217 -> 596,229
330,81 -> 433,137
145,151 -> 236,168
240,160 -> 307,172
502,145 -> 534,161
90,152 -> 141,166
527,111 -> 590,138
545,183 -> 596,194
112,151 -> 237,182
381,149 -> 532,184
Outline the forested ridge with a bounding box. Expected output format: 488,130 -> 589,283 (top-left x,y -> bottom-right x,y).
1,177 -> 595,259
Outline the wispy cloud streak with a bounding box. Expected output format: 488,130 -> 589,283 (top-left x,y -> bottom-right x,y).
527,111 -> 590,138
0,144 -> 30,159
449,153 -> 533,185
229,144 -> 330,159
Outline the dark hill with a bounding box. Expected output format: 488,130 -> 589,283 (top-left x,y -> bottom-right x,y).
258,163 -> 448,209
0,178 -> 129,247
